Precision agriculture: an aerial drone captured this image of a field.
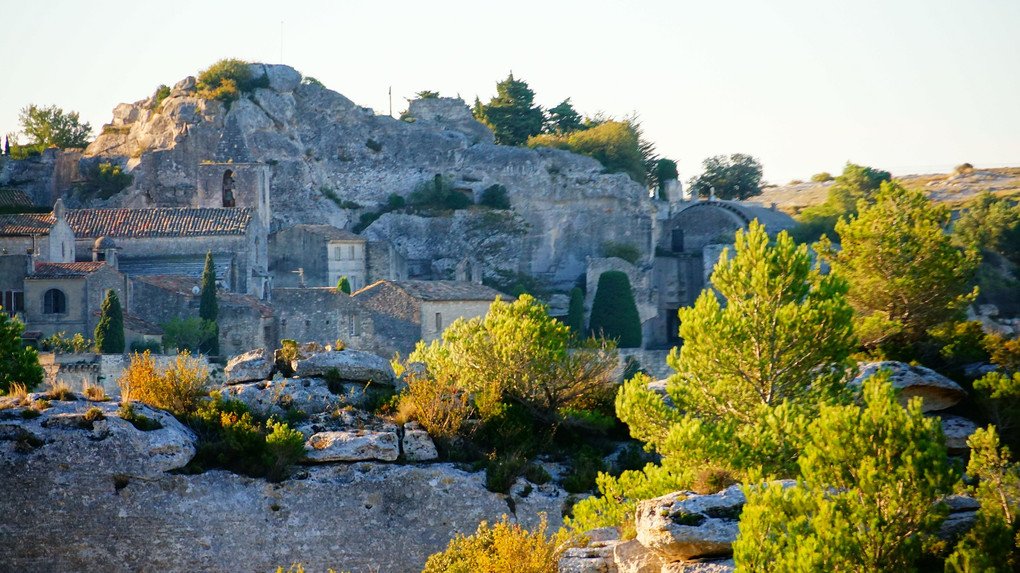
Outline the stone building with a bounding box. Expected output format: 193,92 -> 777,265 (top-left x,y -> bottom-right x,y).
353,280 -> 507,356
0,199 -> 75,263
21,261 -> 130,341
272,288 -> 376,353
269,224 -> 406,289
64,207 -> 269,298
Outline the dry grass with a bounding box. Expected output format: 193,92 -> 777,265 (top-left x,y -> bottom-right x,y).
83,382 -> 107,402
121,350 -> 208,415
8,382 -> 29,404
47,380 -> 76,401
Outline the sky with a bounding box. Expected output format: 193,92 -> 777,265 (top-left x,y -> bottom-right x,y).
2,0 -> 1019,185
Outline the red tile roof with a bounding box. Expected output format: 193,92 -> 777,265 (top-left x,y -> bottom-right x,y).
0,189 -> 34,208
65,208 -> 253,239
356,280 -> 508,301
0,213 -> 55,236
134,275 -> 274,318
28,262 -> 108,278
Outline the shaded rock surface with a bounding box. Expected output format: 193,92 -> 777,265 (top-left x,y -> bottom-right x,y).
853,361 -> 967,412
222,377 -> 343,416
614,539 -> 665,573
292,350 -> 395,384
661,559 -> 735,572
940,415 -> 979,454
304,428 -> 399,462
560,540 -> 623,573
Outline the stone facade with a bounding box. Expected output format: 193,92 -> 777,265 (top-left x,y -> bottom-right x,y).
23,262 -> 129,340
270,224 -> 406,290
196,162 -> 271,234
272,287 -> 376,353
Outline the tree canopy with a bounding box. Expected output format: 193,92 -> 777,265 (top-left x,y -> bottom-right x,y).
18,104 -> 92,149
588,271 -> 642,348
95,290 -> 125,354
688,154 -> 763,200
821,181 -> 979,351
472,74 -> 544,146
0,311 -> 43,393
527,121 -> 647,184
199,251 -> 219,355
954,190 -> 1020,264
792,162 -> 892,243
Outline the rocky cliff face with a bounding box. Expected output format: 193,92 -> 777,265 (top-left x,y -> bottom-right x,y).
80,64 -> 652,290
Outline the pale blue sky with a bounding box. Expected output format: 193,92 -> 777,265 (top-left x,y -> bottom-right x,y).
2,0 -> 1018,185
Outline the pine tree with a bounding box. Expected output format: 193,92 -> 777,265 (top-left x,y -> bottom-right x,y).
199,251 -> 219,355
567,287 -> 585,335
588,271 -> 642,348
0,311 -> 43,393
337,276 -> 351,294
95,289 -> 125,354
473,73 -> 544,146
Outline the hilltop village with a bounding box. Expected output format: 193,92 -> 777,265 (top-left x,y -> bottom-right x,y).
0,63 -> 796,373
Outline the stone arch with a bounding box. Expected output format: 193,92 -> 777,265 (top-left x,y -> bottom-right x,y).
663,202 -> 751,253
222,170 -> 236,207
43,288 -> 66,314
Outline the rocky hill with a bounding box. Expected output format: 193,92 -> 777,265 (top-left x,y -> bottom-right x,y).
78,64 -> 651,290
757,167 -> 1020,213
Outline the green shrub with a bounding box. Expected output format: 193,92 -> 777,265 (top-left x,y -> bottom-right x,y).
20,408 -> 40,419
153,85 -> 171,110
525,464 -> 552,485
561,445 -> 606,493
83,406 -> 105,423
810,171 -> 833,182
387,193 -> 406,210
600,241 -> 640,264
486,452 -> 527,493
365,138 -> 382,152
117,403 -> 163,431
47,380 -> 76,401
41,331 -> 92,354
567,287 -> 585,336
336,276 -> 351,294
95,290 -> 125,354
409,174 -> 471,211
130,339 -> 162,354
160,317 -> 216,354
79,162 -> 133,199
588,271 -> 642,348
479,184 -> 511,209
196,59 -> 268,103
352,211 -> 381,233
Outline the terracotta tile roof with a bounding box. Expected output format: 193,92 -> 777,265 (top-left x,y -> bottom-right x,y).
28,262 -> 107,278
0,189 -> 34,208
65,208 -> 253,239
91,311 -> 163,335
358,280 -> 507,302
0,213 -> 55,236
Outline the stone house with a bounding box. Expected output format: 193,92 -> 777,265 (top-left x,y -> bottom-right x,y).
269,224 -> 407,290
353,280 -> 507,356
0,199 -> 75,263
21,261 -> 130,341
65,207 -> 270,299
272,288 -> 377,353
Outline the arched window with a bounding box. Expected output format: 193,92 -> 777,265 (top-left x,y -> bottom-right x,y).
222,170 -> 236,207
43,289 -> 66,314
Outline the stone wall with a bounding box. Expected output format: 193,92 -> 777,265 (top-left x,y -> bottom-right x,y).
0,148 -> 81,207
420,299 -> 493,343
366,241 -> 408,284
272,288 -> 376,353
269,226 -> 331,287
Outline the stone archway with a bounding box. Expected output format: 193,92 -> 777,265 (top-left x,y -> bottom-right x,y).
222,170 -> 236,207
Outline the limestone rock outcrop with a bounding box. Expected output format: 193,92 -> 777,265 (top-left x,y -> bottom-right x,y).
304,428 -> 400,462
940,415 -> 979,454
222,377 -> 343,416
224,347 -> 275,384
634,485 -> 752,562
853,361 -> 967,412
292,349 -> 395,384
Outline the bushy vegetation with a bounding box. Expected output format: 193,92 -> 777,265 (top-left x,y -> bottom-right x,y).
196,58 -> 269,103
408,174 -> 472,211
95,290 -> 125,354
0,311 -> 43,394
121,350 -> 208,415
688,153 -> 764,200
423,515 -> 566,573
479,184 -> 510,209
790,162 -> 891,243
567,287 -> 585,336
954,191 -> 1020,265
160,317 -> 218,354
587,271 -> 642,348
78,162 -> 133,199
41,331 -> 92,354
528,121 -> 647,184
18,104 -> 92,149
199,252 -> 220,355
600,241 -> 641,264
336,276 -> 352,294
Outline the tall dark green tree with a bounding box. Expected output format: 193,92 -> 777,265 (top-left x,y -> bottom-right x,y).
199,251 -> 219,355
688,154 -> 763,200
95,290 -> 125,354
567,287 -> 585,335
337,276 -> 352,294
588,271 -> 642,348
473,73 -> 544,146
0,311 -> 43,393
544,99 -> 584,134
654,159 -> 679,199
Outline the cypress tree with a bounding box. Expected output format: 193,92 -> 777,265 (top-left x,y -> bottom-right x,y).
95,290 -> 125,354
337,276 -> 351,294
567,287 -> 585,335
588,271 -> 642,348
199,251 -> 219,355
0,311 -> 43,393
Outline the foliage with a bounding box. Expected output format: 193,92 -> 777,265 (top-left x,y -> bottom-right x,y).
18,104 -> 92,149
479,184 -> 511,209
396,370 -> 473,442
302,76 -> 325,88
688,154 -> 763,200
416,90 -> 440,99
945,426 -> 1020,571
95,290 -> 125,354
121,350 -> 208,416
820,182 -> 980,353
792,163 -> 891,243
734,375 -> 958,572
199,251 -> 219,355
655,159 -> 679,199
336,276 -> 352,294
972,343 -> 1020,449
473,73 -> 544,146
600,241 -> 641,264
387,193 -> 406,210
561,445 -> 607,493
567,287 -> 585,336
47,380 -> 76,401
153,84 -> 171,109
196,59 -> 268,103
528,121 -> 646,185
423,514 -> 566,573
0,311 -> 43,394
810,171 -> 833,182
409,174 -> 472,211
182,391 -> 305,482
954,191 -> 1020,264
41,331 -> 92,354
130,339 -> 162,354
79,162 -> 133,199
572,222 -> 855,531
160,317 -> 217,354
544,99 -> 584,134
588,271 -> 642,348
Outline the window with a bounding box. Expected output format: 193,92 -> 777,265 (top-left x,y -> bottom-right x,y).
349,245 -> 355,259
222,170 -> 236,208
435,312 -> 442,332
350,313 -> 361,337
334,246 -> 342,261
43,289 -> 66,314
3,290 -> 24,317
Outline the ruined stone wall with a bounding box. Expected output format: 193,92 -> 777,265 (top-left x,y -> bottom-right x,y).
366,241 -> 407,283
272,288 -> 376,353
219,303 -> 273,357
83,265 -> 131,337
269,226 -> 330,288
127,280 -> 193,328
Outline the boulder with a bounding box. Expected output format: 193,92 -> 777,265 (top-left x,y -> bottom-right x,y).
853,362 -> 966,412
646,379 -> 675,407
661,559 -> 735,573
614,539 -> 664,573
221,378 -> 343,417
293,350 -> 395,385
559,541 -> 622,573
940,415 -> 979,454
303,429 -> 399,462
224,348 -> 274,384
635,484 -> 757,561
250,63 -> 302,93
402,424 -> 438,461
